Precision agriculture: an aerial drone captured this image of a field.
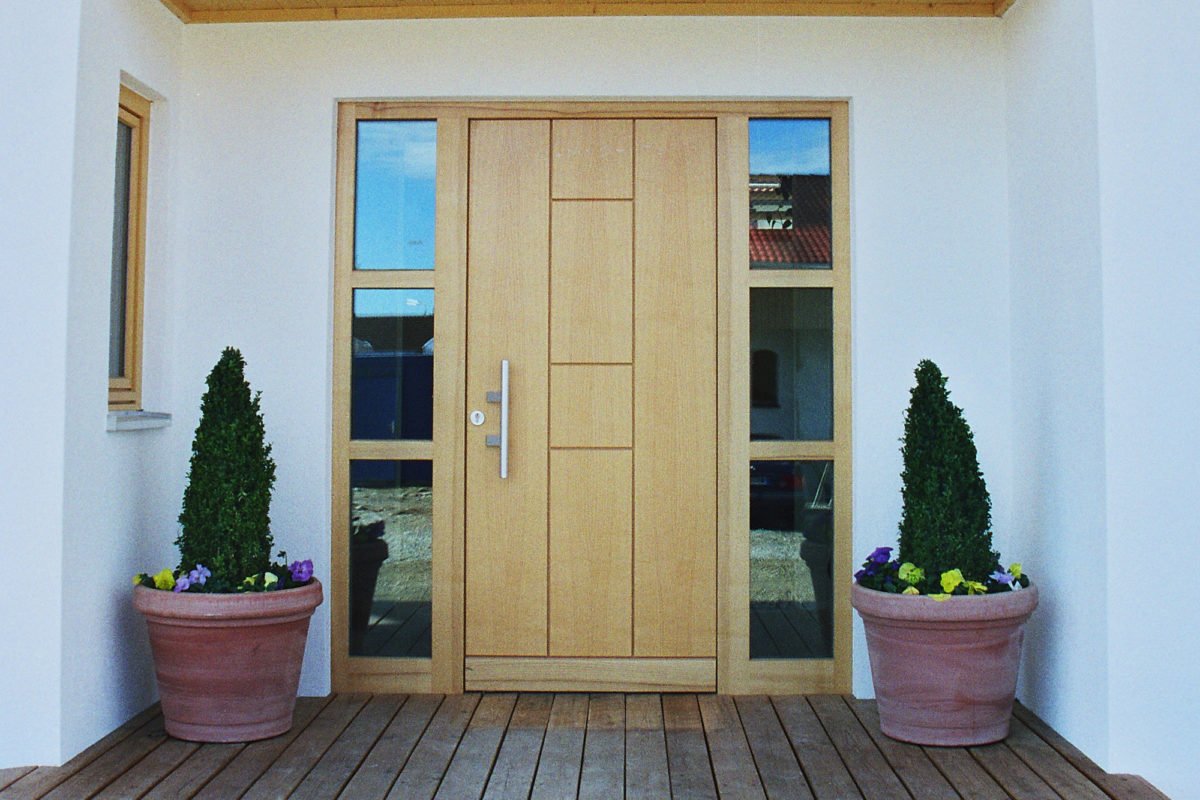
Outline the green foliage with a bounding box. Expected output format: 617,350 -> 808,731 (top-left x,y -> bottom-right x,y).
176,348 -> 276,586
897,360 -> 998,591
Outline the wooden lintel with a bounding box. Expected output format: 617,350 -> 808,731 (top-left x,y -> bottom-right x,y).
177,1 -> 1005,24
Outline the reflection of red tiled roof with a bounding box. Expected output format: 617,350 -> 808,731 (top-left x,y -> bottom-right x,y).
749,226 -> 831,265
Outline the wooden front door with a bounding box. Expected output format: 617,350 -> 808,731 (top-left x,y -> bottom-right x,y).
463,118 -> 718,691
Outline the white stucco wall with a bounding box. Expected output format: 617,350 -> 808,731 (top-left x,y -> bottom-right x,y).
1092,4 -> 1200,797
174,16 -> 1013,700
1003,0 -> 1109,766
0,0 -> 83,768
58,0 -> 184,763
1007,2 -> 1200,794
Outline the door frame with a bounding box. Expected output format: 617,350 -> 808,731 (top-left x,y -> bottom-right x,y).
331,100 -> 852,695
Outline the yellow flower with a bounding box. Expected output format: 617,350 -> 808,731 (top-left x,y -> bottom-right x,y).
243,574 -> 259,588
929,593 -> 952,602
940,569 -> 964,594
898,562 -> 924,585
902,586 -> 920,595
1009,563 -> 1023,580
132,574 -> 143,586
965,581 -> 988,595
263,572 -> 278,589
152,569 -> 175,590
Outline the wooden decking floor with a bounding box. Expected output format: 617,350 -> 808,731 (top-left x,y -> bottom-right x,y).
0,695 -> 1169,800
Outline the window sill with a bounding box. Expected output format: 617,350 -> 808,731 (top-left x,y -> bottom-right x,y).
107,410 -> 172,432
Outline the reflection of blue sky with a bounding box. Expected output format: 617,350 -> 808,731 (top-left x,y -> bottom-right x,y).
355,121 -> 437,270
354,288 -> 435,318
750,119 -> 830,175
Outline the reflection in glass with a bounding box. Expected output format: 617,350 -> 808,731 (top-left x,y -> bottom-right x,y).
351,289 -> 434,440
750,289 -> 833,441
750,460 -> 834,659
354,120 -> 437,270
749,118 -> 831,270
349,460 -> 432,658
109,121 -> 133,378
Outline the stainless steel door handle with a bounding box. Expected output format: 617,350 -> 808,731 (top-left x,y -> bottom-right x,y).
485,359 -> 510,479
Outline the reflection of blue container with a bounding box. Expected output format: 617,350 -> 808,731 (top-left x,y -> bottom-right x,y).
351,352 -> 433,487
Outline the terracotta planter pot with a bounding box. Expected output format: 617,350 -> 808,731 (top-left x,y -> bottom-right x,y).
852,582 -> 1038,746
133,579 -> 323,742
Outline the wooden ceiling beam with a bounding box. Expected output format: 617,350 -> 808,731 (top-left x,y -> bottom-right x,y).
157,0 -> 194,22
169,0 -> 1007,24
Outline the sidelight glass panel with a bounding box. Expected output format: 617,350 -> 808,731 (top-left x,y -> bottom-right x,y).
351,289 -> 434,440
750,288 -> 833,441
354,120 -> 437,271
750,460 -> 834,659
749,118 -> 831,270
349,460 -> 432,658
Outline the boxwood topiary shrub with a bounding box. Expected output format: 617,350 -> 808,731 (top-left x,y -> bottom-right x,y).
177,347 -> 276,589
897,360 -> 998,593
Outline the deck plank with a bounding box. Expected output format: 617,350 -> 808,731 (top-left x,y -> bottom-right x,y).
0,770 -> 34,794
0,705 -> 161,800
241,692 -> 370,799
0,693 -> 1163,800
698,694 -> 767,799
40,715 -> 168,800
846,699 -> 958,800
807,695 -> 909,800
91,735 -> 199,799
578,694 -> 625,800
192,695 -> 335,800
385,693 -> 481,800
625,694 -> 670,800
141,742 -> 245,800
1100,774 -> 1173,800
338,693 -> 443,800
157,697 -> 324,799
529,693 -> 588,800
481,693 -> 552,800
662,694 -> 718,800
433,693 -> 518,800
969,742 -> 1061,800
1004,717 -> 1110,800
922,747 -> 1008,800
289,694 -> 406,799
735,695 -> 813,800
771,695 -> 862,799
1012,704 -> 1171,800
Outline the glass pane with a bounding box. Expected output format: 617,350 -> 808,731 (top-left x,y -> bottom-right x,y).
750,460 -> 834,659
750,288 -> 833,441
109,121 -> 133,378
749,119 -> 831,270
354,120 -> 437,271
349,460 -> 432,658
351,289 -> 434,440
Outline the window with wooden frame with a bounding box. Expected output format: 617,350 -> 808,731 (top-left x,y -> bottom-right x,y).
109,86 -> 150,410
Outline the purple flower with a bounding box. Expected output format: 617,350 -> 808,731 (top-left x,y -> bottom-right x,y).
868,547 -> 893,565
188,564 -> 211,586
173,575 -> 191,593
990,570 -> 1014,585
289,559 -> 314,583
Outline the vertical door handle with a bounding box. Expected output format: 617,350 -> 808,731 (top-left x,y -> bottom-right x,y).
485,359 -> 510,479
